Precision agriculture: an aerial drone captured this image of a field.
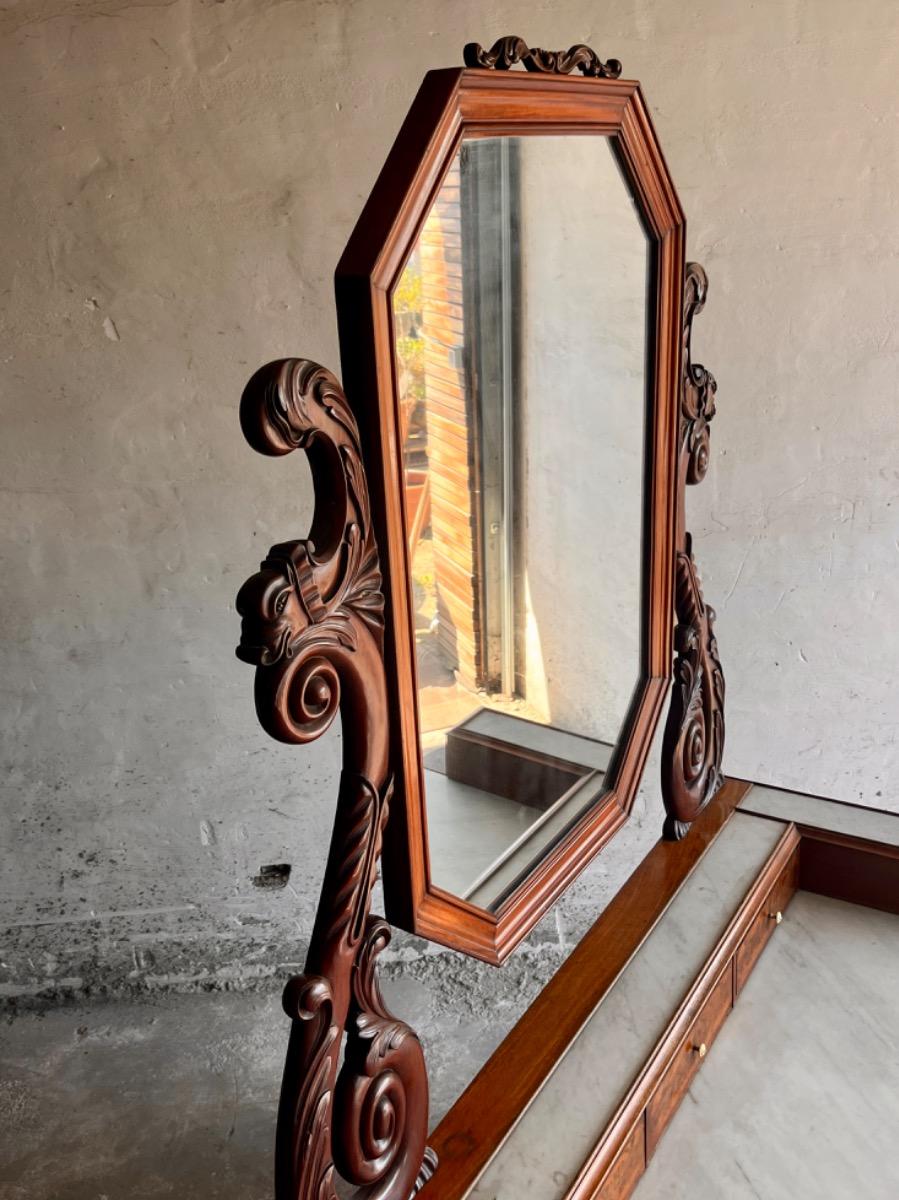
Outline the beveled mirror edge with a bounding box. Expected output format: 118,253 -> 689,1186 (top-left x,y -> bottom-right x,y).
336,65 -> 691,963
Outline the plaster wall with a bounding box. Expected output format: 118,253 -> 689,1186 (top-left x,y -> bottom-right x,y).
519,134 -> 646,743
1,0 -> 897,1097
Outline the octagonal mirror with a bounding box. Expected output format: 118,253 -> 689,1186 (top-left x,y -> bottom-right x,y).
336,69 -> 685,961
393,134 -> 647,912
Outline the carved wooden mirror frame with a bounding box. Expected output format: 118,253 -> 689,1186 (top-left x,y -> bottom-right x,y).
334,59 -> 700,963
233,37 -> 725,1200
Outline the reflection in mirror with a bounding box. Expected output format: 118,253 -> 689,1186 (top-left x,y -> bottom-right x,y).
392,134 -> 649,912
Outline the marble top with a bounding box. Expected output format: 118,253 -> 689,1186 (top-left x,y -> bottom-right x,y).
466,812 -> 788,1200
635,892 -> 899,1198
739,783 -> 899,845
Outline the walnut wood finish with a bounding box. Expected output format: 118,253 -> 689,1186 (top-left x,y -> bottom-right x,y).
661,262 -> 726,840
644,964 -> 732,1157
234,360 -> 433,1200
798,831 -> 899,915
422,808 -> 800,1200
231,46 -> 732,1196
578,808 -> 899,1200
594,1123 -> 644,1200
558,823 -> 800,1200
734,849 -> 799,994
422,789 -> 896,1200
335,63 -> 687,962
417,777 -> 752,1200
738,782 -> 899,916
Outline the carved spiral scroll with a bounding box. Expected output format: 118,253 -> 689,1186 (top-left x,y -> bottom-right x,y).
661,544 -> 725,840
333,918 -> 429,1200
464,36 -> 622,78
661,266 -> 726,840
279,975 -> 340,1200
235,361 -> 432,1198
236,360 -> 385,750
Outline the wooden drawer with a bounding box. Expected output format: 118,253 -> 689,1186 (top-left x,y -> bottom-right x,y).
594,1118 -> 645,1200
645,966 -> 733,1158
735,848 -> 799,994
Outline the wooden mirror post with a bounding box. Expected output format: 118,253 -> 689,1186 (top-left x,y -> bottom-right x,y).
660,263 -> 726,840
234,360 -> 435,1200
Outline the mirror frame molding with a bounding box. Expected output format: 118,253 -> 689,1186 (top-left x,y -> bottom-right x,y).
335,66 -> 686,963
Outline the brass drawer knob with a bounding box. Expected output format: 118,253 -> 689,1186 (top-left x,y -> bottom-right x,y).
768,910 -> 783,924
694,1042 -> 707,1059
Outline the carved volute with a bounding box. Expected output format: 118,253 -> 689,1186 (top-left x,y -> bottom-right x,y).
235,360 -> 432,1200
661,264 -> 726,840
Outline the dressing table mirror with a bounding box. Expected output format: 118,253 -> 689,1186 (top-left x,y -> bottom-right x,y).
390,131 -> 647,921
234,36 -> 725,1200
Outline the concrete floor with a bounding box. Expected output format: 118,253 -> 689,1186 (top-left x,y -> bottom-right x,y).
0,793 -> 665,1200
0,992 -> 283,1199
0,972 -> 508,1199
5,892 -> 894,1199
637,892 -> 899,1200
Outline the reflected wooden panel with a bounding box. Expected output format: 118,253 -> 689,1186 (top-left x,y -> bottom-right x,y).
392,132 -> 649,912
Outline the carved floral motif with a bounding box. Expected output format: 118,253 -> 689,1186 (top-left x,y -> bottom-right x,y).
333,917 -> 431,1199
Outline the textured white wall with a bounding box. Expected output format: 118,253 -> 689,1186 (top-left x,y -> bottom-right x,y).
519,134 -> 646,744
1,0 -> 896,1064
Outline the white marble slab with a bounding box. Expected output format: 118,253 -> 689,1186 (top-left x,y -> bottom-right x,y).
466,813 -> 787,1200
424,769 -> 541,899
427,765 -> 608,911
740,784 -> 899,846
636,892 -> 899,1199
426,712 -> 615,908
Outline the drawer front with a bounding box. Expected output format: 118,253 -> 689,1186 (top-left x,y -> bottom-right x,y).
735,848 -> 798,995
594,1118 -> 645,1200
645,965 -> 733,1158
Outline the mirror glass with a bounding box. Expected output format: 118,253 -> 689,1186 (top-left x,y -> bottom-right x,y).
392,134 -> 649,912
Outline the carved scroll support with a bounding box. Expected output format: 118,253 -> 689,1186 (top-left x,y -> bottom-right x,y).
235,360 -> 433,1199
661,264 -> 726,840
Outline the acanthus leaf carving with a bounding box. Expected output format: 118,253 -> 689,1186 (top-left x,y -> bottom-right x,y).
235,360 -> 432,1198
661,265 -> 726,840
661,542 -> 725,840
279,975 -> 340,1200
332,916 -> 430,1200
681,262 -> 718,487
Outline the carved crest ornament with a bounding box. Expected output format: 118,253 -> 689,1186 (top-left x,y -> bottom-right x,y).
463,36 -> 622,78
233,41 -> 724,1200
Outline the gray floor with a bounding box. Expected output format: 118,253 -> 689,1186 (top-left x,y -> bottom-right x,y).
3,892 -> 896,1199
637,892 -> 899,1200
0,973 -> 509,1199
0,992 -> 283,1199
